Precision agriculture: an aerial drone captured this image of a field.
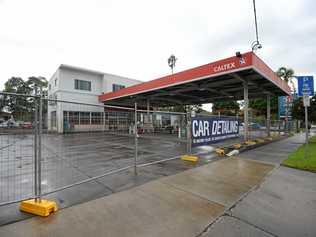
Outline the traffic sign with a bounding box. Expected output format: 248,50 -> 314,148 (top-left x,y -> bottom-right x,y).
297,76 -> 314,96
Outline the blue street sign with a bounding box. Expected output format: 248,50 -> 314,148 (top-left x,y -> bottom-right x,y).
297,76 -> 314,96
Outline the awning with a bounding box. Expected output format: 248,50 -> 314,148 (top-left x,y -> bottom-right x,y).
99,52 -> 291,107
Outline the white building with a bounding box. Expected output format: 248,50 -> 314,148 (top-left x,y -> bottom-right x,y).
48,64 -> 141,133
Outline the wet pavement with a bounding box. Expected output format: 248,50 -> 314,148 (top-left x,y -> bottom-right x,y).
203,215 -> 274,237
203,132 -> 316,237
238,132 -> 305,164
0,157 -> 274,237
0,132 -> 219,225
227,166 -> 316,237
1,132 -> 313,237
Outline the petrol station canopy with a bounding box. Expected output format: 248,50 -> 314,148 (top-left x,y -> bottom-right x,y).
98,52 -> 291,107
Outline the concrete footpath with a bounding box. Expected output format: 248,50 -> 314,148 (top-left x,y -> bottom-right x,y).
203,133 -> 316,237
0,133 -> 315,237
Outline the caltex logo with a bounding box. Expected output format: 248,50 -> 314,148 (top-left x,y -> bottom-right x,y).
239,58 -> 246,65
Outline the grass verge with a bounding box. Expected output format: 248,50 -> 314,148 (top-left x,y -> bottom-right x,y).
282,135 -> 316,172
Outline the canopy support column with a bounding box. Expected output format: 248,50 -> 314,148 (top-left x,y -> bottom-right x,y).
243,81 -> 249,141
267,94 -> 271,137
147,99 -> 150,122
134,102 -> 138,176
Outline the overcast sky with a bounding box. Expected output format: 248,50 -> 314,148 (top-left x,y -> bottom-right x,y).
0,0 -> 315,109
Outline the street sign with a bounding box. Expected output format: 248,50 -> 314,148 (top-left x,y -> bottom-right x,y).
303,95 -> 310,107
297,76 -> 314,96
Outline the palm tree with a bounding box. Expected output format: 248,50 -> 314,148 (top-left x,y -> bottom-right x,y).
276,67 -> 296,94
276,67 -> 296,131
168,55 -> 177,74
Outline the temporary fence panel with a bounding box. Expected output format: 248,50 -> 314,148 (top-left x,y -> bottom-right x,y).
0,93 -> 36,205
42,98 -> 136,195
0,91 -> 300,207
135,109 -> 188,166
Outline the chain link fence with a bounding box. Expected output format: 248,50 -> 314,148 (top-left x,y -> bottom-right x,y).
0,91 -> 298,207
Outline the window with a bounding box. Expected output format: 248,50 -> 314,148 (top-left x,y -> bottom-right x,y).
91,112 -> 102,124
79,112 -> 90,124
112,84 -> 125,92
75,79 -> 91,91
54,78 -> 57,86
48,93 -> 57,105
49,84 -> 51,90
51,111 -> 57,128
69,112 -> 80,125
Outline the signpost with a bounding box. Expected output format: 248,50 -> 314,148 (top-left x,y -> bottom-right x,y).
297,76 -> 314,158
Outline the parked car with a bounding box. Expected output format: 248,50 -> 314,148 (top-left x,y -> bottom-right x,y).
7,121 -> 19,128
21,122 -> 33,129
0,121 -> 8,128
240,122 -> 262,129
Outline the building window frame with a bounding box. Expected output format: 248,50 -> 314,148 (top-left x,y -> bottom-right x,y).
74,79 -> 92,91
112,84 -> 125,92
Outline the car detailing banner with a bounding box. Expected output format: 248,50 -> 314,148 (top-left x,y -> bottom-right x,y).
191,117 -> 239,147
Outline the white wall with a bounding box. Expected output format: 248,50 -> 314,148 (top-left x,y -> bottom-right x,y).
47,65 -> 141,133
102,73 -> 141,93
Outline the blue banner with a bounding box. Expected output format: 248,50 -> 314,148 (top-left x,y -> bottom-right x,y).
278,96 -> 286,118
191,117 -> 239,147
278,96 -> 293,118
297,76 -> 314,96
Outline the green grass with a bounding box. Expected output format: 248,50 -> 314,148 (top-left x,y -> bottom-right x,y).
282,136 -> 316,172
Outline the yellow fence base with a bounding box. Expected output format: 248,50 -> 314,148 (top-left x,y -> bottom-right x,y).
181,155 -> 199,162
20,199 -> 58,217
232,143 -> 242,149
255,138 -> 265,143
265,137 -> 274,141
245,140 -> 256,145
215,148 -> 225,156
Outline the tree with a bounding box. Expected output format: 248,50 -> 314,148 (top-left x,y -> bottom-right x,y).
212,101 -> 239,116
249,96 -> 278,117
1,76 -> 47,121
291,96 -> 316,123
1,77 -> 32,118
160,104 -> 203,113
276,67 -> 296,123
276,67 -> 296,94
276,67 -> 294,82
168,55 -> 177,74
